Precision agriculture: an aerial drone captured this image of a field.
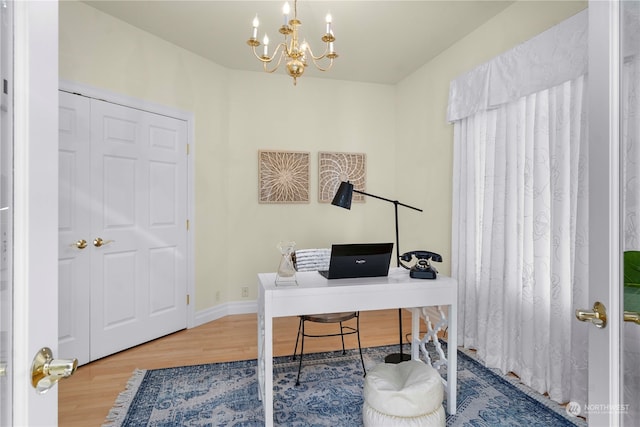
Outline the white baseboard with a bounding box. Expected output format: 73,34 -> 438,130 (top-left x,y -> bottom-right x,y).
193,300 -> 258,328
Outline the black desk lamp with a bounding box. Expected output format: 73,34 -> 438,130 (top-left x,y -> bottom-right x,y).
331,181 -> 422,363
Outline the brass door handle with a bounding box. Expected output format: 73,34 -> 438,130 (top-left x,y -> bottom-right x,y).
575,301 -> 607,328
624,311 -> 640,325
71,239 -> 88,249
93,237 -> 114,247
31,347 -> 77,394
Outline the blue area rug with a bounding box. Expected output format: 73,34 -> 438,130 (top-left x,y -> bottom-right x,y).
104,343 -> 586,426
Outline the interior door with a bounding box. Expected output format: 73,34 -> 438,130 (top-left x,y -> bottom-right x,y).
90,98 -> 188,360
58,91 -> 91,365
10,0 -> 62,424
58,92 -> 189,363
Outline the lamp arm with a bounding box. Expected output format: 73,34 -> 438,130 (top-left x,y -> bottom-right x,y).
350,185 -> 422,363
352,189 -> 423,213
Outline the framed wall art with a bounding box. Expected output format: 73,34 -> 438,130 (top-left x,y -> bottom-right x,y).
318,151 -> 366,203
258,150 -> 310,204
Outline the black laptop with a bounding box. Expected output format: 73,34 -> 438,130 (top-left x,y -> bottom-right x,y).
319,243 -> 394,279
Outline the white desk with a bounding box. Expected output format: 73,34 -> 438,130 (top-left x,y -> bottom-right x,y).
257,267 -> 457,426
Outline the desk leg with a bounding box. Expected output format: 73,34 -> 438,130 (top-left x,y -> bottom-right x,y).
257,289 -> 274,426
264,311 -> 274,425
448,303 -> 457,415
411,308 -> 420,360
257,310 -> 264,401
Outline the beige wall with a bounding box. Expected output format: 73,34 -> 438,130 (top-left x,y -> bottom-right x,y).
227,72 -> 396,300
395,0 -> 587,276
59,0 -> 586,315
59,0 -> 395,311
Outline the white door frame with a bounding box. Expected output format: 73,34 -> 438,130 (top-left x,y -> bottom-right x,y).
13,0 -> 59,424
59,80 -> 197,329
587,0 -> 622,425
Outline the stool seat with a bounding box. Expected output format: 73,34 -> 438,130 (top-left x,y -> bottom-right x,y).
302,312 -> 357,323
363,360 -> 445,427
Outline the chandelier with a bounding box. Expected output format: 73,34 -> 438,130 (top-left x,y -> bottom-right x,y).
247,0 -> 337,85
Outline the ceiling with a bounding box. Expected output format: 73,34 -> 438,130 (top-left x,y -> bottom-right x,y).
82,0 -> 514,85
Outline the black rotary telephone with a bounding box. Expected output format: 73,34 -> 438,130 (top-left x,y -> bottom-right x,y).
400,250 -> 443,279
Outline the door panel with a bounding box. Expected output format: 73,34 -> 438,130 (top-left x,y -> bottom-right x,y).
58,91 -> 91,365
90,98 -> 187,359
102,252 -> 137,326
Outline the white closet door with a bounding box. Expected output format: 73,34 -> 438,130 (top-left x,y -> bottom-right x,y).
58,92 -> 188,363
58,91 -> 92,365
89,98 -> 188,360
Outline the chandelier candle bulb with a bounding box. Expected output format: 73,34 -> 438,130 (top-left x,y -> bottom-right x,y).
325,13 -> 332,34
252,15 -> 259,40
283,2 -> 290,26
263,34 -> 269,57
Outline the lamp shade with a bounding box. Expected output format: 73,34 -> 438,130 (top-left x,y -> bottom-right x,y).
331,181 -> 353,209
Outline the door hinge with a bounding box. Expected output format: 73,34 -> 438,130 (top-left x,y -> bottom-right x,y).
187,294 -> 190,305
186,144 -> 190,155
186,219 -> 190,230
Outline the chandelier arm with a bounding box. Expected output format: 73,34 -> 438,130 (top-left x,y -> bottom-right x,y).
304,44 -> 328,61
309,57 -> 335,72
304,45 -> 336,72
251,42 -> 287,64
249,45 -> 268,62
262,46 -> 288,73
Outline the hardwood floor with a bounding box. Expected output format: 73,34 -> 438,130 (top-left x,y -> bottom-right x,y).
58,309 -> 414,426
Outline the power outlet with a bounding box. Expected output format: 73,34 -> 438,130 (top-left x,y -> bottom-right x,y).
241,287 -> 249,298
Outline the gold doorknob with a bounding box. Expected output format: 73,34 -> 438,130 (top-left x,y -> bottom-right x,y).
93,237 -> 114,247
31,347 -> 77,394
624,311 -> 640,325
575,301 -> 607,328
71,239 -> 87,249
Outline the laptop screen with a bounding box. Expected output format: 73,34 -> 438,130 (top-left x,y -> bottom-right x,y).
319,243 -> 394,279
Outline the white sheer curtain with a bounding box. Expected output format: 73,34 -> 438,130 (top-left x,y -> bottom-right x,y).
452,77 -> 588,406
449,10 -> 588,407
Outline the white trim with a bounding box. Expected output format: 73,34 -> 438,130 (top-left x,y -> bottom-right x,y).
186,117 -> 196,329
58,80 -> 197,328
59,80 -> 193,122
587,1 -> 622,426
13,1 -> 59,424
607,0 -> 622,420
194,301 -> 258,327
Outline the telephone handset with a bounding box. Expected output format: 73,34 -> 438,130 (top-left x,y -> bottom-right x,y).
400,250 -> 443,279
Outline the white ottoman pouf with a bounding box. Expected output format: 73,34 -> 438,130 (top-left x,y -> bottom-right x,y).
363,360 -> 445,427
